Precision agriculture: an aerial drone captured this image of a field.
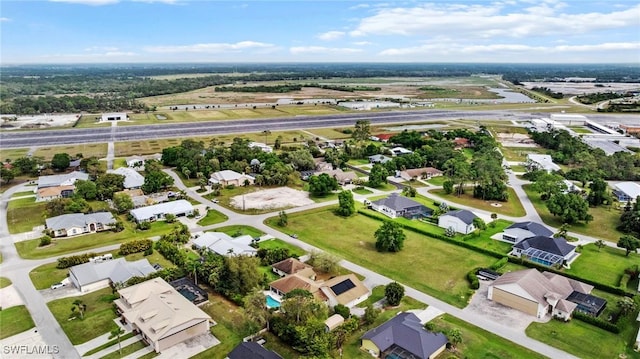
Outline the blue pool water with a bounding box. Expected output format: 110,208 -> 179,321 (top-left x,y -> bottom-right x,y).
266,295 -> 281,309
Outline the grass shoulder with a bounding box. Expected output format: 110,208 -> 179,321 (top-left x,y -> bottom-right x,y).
0,277 -> 12,288
196,209 -> 229,226
0,305 -> 35,339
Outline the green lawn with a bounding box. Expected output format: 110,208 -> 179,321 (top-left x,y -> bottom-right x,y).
500,146 -> 548,162
112,158 -> 127,169
0,277 -> 12,288
258,239 -> 306,258
347,159 -> 372,166
15,219 -> 174,259
356,285 -> 385,308
429,187 -> 527,217
426,176 -> 447,186
196,209 -> 229,226
352,187 -> 373,195
211,225 -> 264,239
526,319 -> 640,359
509,165 -> 527,173
47,288 -> 118,344
565,243 -> 638,288
192,293 -> 245,359
82,332 -> 136,356
0,305 -> 35,339
522,184 -> 623,242
266,207 -> 506,308
10,190 -> 35,198
0,148 -> 29,162
99,341 -> 147,359
7,197 -> 46,234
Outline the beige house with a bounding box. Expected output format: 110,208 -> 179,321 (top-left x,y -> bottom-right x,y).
271,258 -> 314,278
46,212 -> 115,238
114,278 -> 212,353
209,170 -> 255,187
316,169 -> 359,185
398,167 -> 443,181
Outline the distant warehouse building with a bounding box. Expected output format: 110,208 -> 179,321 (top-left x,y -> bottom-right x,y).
130,200 -> 194,223
101,112 -> 127,122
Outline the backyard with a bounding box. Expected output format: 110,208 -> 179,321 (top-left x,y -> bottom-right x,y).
564,243 -> 638,289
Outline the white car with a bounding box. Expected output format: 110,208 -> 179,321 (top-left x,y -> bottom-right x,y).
212,199 -> 219,203
50,282 -> 65,290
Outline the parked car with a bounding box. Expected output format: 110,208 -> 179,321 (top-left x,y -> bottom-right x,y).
51,282 -> 65,290
290,233 -> 298,239
212,199 -> 219,203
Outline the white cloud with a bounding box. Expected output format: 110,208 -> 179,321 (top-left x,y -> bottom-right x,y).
349,3 -> 640,39
49,0 -> 119,5
352,41 -> 373,46
317,31 -> 345,41
0,17 -> 11,22
290,46 -> 363,55
348,3 -> 369,10
84,46 -> 119,52
144,41 -> 275,53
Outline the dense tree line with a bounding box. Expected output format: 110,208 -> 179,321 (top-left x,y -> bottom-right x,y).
577,92 -> 632,105
530,87 -> 564,99
214,85 -> 302,93
0,94 -> 147,115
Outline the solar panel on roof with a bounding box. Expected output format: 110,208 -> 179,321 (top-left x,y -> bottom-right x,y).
331,279 -> 356,296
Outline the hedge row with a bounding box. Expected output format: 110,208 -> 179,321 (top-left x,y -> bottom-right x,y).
573,311 -> 620,333
467,268 -> 480,289
57,252 -> 98,269
356,209 -> 634,297
619,274 -> 631,290
119,239 -> 153,255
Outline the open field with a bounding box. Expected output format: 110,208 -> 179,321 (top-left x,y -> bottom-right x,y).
522,184 -> 623,241
7,196 -> 46,234
500,146 -> 549,162
0,305 -> 35,339
428,187 -> 527,217
418,85 -> 502,99
266,207 -> 509,308
47,288 -> 118,344
33,143 -> 108,160
564,243 -> 637,288
0,148 -> 29,162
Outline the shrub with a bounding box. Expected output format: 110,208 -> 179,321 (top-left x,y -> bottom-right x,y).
39,235 -> 52,247
119,239 -> 153,255
57,253 -> 98,269
490,257 -> 509,270
334,304 -> 350,319
619,274 -> 631,289
225,184 -> 236,190
137,221 -> 151,230
467,269 -> 480,289
144,247 -> 154,256
573,311 -> 620,333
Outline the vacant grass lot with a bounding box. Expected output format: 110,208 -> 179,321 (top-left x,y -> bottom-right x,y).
192,293 -> 245,359
0,305 -> 35,339
7,197 -> 46,234
34,143 -> 108,160
196,209 -> 228,226
526,318 -> 639,359
500,146 -> 548,162
15,218 -> 174,259
522,184 -> 623,241
0,148 -> 29,162
258,238 -> 306,258
429,187 -> 526,217
565,243 -> 637,288
266,207 -> 505,308
47,288 -> 118,344
304,127 -> 352,140
212,225 -> 264,239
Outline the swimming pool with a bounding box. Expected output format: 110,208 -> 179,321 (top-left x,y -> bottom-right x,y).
266,295 -> 281,309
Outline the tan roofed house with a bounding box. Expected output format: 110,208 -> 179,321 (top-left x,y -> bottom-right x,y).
272,258 -> 313,277
37,185 -> 76,202
269,273 -> 326,302
321,274 -> 370,308
399,167 -> 443,181
316,169 -> 359,185
114,278 -> 211,353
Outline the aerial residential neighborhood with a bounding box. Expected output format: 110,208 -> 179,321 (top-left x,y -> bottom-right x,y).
1,1 -> 640,359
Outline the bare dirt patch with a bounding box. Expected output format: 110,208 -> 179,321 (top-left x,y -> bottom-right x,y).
230,187 -> 314,210
497,133 -> 538,147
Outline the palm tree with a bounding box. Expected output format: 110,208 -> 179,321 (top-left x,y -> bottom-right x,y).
595,240 -> 606,251
262,130 -> 271,144
447,328 -> 463,350
109,327 -> 125,356
71,299 -> 87,319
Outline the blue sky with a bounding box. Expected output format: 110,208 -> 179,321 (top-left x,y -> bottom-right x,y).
1,0 -> 639,64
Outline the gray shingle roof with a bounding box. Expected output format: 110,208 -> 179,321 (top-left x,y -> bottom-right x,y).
46,212 -> 115,231
70,258 -> 156,286
110,167 -> 144,189
506,221 -> 553,238
514,236 -> 576,257
444,209 -> 477,225
372,193 -> 428,212
227,342 -> 283,359
130,200 -> 193,222
361,312 -> 448,359
38,171 -> 89,188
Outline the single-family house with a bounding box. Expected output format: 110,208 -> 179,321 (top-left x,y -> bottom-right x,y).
320,274 -> 370,308
512,236 -> 577,267
525,154 -> 561,173
390,147 -> 413,156
130,200 -> 194,223
488,268 -> 605,320
371,133 -> 394,143
227,342 -> 283,359
361,312 -> 448,359
371,193 -> 432,219
368,154 -> 393,164
109,167 -> 145,189
209,170 -> 255,187
324,314 -> 345,332
398,167 -> 443,181
317,169 -> 359,185
248,142 -> 273,153
192,232 -> 257,256
438,209 -> 478,234
562,180 -> 581,194
453,137 -> 470,150
101,112 -> 127,122
272,258 -> 313,278
635,312 -> 640,351
114,278 -> 212,353
36,171 -> 90,201
69,257 -> 156,292
501,221 -> 553,244
269,273 -> 325,301
45,212 -> 115,238
36,185 -> 76,202
613,182 -> 640,203
127,156 -> 145,169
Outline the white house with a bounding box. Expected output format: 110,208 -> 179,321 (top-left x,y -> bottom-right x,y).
130,200 -> 194,222
613,182 -> 640,203
37,171 -> 89,189
249,142 -> 273,153
438,209 -> 478,234
101,112 -> 127,122
501,221 -> 553,244
389,147 -> 413,156
192,232 -> 257,256
525,154 -> 560,172
46,212 -> 115,238
109,167 -> 145,189
209,170 -> 255,187
69,257 -> 156,292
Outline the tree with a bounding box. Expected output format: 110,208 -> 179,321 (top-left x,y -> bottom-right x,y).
363,304 -> 379,325
51,153 -> 71,171
109,327 -> 125,356
96,173 -> 125,200
308,251 -> 340,274
368,164 -> 388,188
262,129 -> 271,144
554,223 -> 570,239
385,282 -> 405,306
617,297 -> 637,316
0,167 -> 15,184
113,192 -> 134,213
374,221 -> 406,252
71,299 -> 87,319
333,304 -> 350,319
336,190 -> 355,217
142,169 -> 174,194
444,158 -> 471,196
244,290 -> 272,330
402,186 -> 417,197
472,217 -> 486,231
617,235 -> 640,257
595,239 -> 606,251
352,120 -> 371,142
182,166 -> 191,180
278,211 -> 288,227
74,180 -> 97,200
447,328 -> 463,350
185,257 -> 201,285
443,180 -> 454,194
546,193 -> 593,224
308,173 -> 339,196
587,178 -> 609,206
531,172 -> 566,200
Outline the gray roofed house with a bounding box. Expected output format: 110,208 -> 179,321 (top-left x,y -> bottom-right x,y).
513,236 -> 577,267
227,342 -> 283,359
361,312 -> 448,359
69,258 -> 156,292
193,232 -> 257,257
110,167 -> 145,189
371,193 -> 432,219
437,209 -> 478,234
502,221 -> 554,243
46,212 -> 115,238
130,200 -> 194,222
368,154 -> 392,164
37,171 -> 89,188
